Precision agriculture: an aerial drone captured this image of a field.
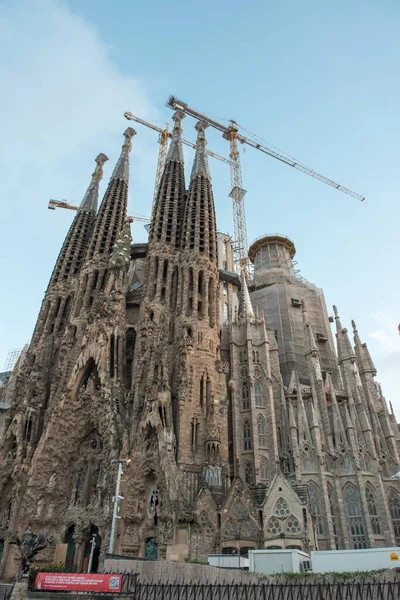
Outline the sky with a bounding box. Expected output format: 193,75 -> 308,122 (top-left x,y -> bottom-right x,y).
0,0 -> 399,415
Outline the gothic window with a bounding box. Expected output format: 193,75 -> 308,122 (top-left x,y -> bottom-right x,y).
242,381 -> 250,410
208,277 -> 215,327
257,414 -> 266,448
243,420 -> 252,450
302,451 -> 317,473
345,485 -> 367,549
339,454 -> 354,474
205,466 -> 222,487
308,482 -> 324,536
188,268 -> 194,314
365,484 -> 380,535
255,380 -> 265,407
260,457 -> 269,482
233,503 -> 248,520
388,489 -> 400,544
241,519 -> 258,538
255,351 -> 259,362
267,517 -> 281,536
327,483 -> 339,549
275,498 -> 290,517
252,350 -> 255,362
224,520 -> 239,538
245,461 -> 254,485
286,516 -> 302,535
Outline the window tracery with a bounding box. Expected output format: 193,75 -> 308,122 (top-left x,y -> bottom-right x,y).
366,484 -> 380,535
243,419 -> 252,450
345,485 -> 367,549
257,414 -> 266,448
308,482 -> 324,535
388,489 -> 400,544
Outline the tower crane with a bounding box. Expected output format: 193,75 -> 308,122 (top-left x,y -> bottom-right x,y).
48,200 -> 150,223
123,111 -> 233,212
167,95 -> 365,276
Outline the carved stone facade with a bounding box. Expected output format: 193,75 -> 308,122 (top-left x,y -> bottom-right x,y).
0,117 -> 399,579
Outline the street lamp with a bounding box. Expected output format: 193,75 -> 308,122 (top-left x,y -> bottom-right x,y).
109,458 -> 131,554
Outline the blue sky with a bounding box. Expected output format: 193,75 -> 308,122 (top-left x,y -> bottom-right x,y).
0,0 -> 399,414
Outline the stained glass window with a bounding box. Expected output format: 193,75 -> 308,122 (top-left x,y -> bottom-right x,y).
255,381 -> 265,407
257,414 -> 266,448
242,381 -> 250,410
241,519 -> 258,538
245,461 -> 254,485
233,503 -> 248,520
388,490 -> 400,544
267,517 -> 281,535
366,484 -> 380,535
224,520 -> 239,538
275,498 -> 290,517
243,419 -> 252,450
260,457 -> 269,482
286,516 -> 302,535
345,486 -> 367,549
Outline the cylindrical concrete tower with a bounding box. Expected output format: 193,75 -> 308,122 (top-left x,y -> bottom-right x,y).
248,234 -> 340,387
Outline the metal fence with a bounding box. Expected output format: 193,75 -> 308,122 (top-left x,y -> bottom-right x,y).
131,581 -> 400,600
25,574 -> 400,600
0,584 -> 13,600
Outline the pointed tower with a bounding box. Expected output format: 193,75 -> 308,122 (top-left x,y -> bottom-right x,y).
74,129 -> 135,314
87,128 -> 135,260
32,154 -> 108,343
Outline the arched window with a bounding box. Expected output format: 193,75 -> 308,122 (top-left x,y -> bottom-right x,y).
308,482 -> 324,536
254,380 -> 264,407
243,419 -> 252,450
245,461 -> 254,485
345,485 -> 367,549
260,457 -> 269,482
327,483 -> 339,549
242,380 -> 250,410
365,484 -> 380,535
388,489 -> 400,544
257,414 -> 266,448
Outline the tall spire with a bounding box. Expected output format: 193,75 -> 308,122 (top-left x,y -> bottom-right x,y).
238,276 -> 255,321
181,121 -> 217,261
190,120 -> 211,181
111,127 -> 136,184
87,128 -> 135,260
351,319 -> 376,375
78,153 -> 109,214
333,305 -> 355,364
48,153 -> 109,287
165,111 -> 185,164
149,112 -> 185,248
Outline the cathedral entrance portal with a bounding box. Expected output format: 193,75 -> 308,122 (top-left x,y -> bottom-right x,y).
145,538 -> 158,560
82,525 -> 101,573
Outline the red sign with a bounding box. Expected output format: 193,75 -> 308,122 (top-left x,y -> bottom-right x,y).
35,573 -> 122,593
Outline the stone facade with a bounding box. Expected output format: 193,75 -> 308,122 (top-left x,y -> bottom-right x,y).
0,115 -> 400,579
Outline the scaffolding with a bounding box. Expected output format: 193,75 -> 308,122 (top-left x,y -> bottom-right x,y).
3,348 -> 22,372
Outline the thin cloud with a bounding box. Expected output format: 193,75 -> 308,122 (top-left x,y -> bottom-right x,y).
0,0 -> 159,365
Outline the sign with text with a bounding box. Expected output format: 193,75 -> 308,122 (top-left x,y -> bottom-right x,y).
35,573 -> 122,593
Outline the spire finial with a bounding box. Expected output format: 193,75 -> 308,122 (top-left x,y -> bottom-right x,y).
238,275 -> 255,321
111,127 -> 136,183
190,120 -> 211,181
165,111 -> 185,164
78,152 -> 109,214
333,305 -> 339,318
351,319 -> 357,333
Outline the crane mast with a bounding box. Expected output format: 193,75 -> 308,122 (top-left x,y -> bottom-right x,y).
166,95 -> 365,276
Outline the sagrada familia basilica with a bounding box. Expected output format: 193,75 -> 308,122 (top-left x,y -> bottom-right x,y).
0,111 -> 399,578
